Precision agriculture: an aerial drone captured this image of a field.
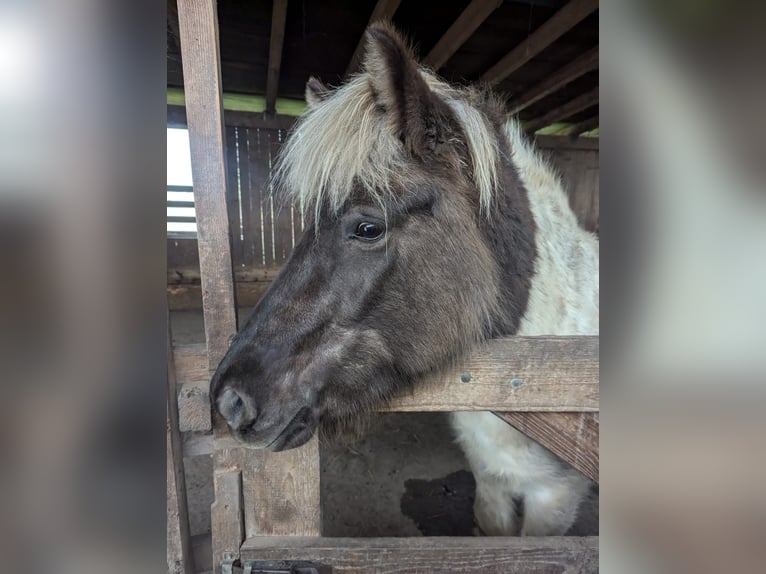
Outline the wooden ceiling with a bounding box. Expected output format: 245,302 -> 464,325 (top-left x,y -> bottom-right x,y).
167,0 -> 598,135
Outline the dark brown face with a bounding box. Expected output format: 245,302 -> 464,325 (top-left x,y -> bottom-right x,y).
209,180 -> 500,451
208,23 -> 537,451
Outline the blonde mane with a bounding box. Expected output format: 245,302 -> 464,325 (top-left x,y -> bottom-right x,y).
274,68 -> 503,222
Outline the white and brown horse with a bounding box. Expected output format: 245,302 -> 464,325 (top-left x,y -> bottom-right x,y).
210,23 -> 598,536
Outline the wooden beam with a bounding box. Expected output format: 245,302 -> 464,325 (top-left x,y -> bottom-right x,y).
568,114 -> 599,138
495,412 -> 599,482
167,105 -> 298,131
240,536 -> 599,573
210,470 -> 244,571
423,0 -> 502,71
173,336 -> 599,413
508,46 -> 598,115
345,0 -> 402,76
177,0 -> 238,375
167,326 -> 194,574
480,0 -> 599,86
524,87 -> 599,134
535,133 -> 598,150
265,0 -> 289,115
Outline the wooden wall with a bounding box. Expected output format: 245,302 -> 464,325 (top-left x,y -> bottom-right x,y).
167,127 -> 598,309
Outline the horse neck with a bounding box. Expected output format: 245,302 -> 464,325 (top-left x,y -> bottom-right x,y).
497,122 -> 599,337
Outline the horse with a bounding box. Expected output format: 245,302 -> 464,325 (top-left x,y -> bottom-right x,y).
209,23 -> 598,536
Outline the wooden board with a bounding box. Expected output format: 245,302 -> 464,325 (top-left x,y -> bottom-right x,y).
495,412 -> 599,482
265,0 -> 289,114
174,336 -> 599,413
525,87 -> 599,134
480,0 -> 599,86
508,47 -> 599,115
177,0 -> 238,373
423,0 -> 502,71
240,536 -> 599,573
210,469 -> 244,572
167,328 -> 194,574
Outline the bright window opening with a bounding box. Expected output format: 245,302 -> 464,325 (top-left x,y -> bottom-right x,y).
167,128 -> 196,236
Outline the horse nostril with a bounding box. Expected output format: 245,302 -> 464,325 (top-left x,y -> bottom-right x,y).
217,387 -> 256,431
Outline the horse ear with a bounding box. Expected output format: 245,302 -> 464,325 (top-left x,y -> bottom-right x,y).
363,23 -> 448,158
305,76 -> 330,109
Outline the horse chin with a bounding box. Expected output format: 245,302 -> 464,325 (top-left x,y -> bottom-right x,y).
266,406 -> 318,452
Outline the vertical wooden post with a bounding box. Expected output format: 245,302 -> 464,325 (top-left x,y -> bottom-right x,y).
177,0 -> 238,374
176,3 -> 321,573
177,1 -> 240,571
168,326 -> 194,574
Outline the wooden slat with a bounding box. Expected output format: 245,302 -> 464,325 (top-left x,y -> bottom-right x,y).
568,114 -> 599,138
495,412 -> 599,482
168,104 -> 299,131
168,265 -> 283,284
265,0 -> 289,115
345,0 -> 402,76
242,437 -> 322,537
423,0 -> 502,70
524,87 -> 599,134
210,469 -> 244,572
168,281 -> 272,311
177,0 -> 238,374
167,328 -> 194,574
240,536 -> 599,573
174,336 -> 599,413
480,0 -> 599,86
508,46 -> 599,115
270,132 -> 293,263
225,126 -> 243,267
535,134 -> 598,151
178,380 -> 212,432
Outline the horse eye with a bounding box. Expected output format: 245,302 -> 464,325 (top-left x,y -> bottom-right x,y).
354,222 -> 384,240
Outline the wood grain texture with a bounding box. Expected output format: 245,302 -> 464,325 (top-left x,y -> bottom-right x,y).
265,0 -> 289,114
508,47 -> 599,115
240,536 -> 599,573
568,114 -> 599,137
168,105 -> 298,131
177,0 -> 238,374
345,0 -> 403,76
423,0 -> 502,70
210,469 -> 244,572
525,87 -> 599,133
242,436 -> 322,537
167,328 -> 194,574
386,336 -> 598,412
168,281 -> 272,311
177,381 -> 212,432
481,0 -> 599,86
495,412 -> 599,482
536,134 -> 598,151
173,336 -> 599,413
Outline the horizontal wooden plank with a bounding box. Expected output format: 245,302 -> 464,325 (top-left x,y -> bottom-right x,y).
240,536 -> 598,573
536,134 -> 598,151
174,336 -> 598,413
168,265 -> 283,285
167,104 -> 298,131
168,281 -> 271,311
178,380 -> 212,432
480,0 -> 599,85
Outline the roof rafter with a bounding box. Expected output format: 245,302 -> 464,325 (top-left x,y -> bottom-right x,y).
480,0 -> 598,86
524,87 -> 598,133
265,0 -> 289,115
423,0 -> 502,71
508,46 -> 598,115
345,0 -> 402,76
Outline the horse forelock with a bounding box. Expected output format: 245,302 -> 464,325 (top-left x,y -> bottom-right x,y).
273,69 -> 504,222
